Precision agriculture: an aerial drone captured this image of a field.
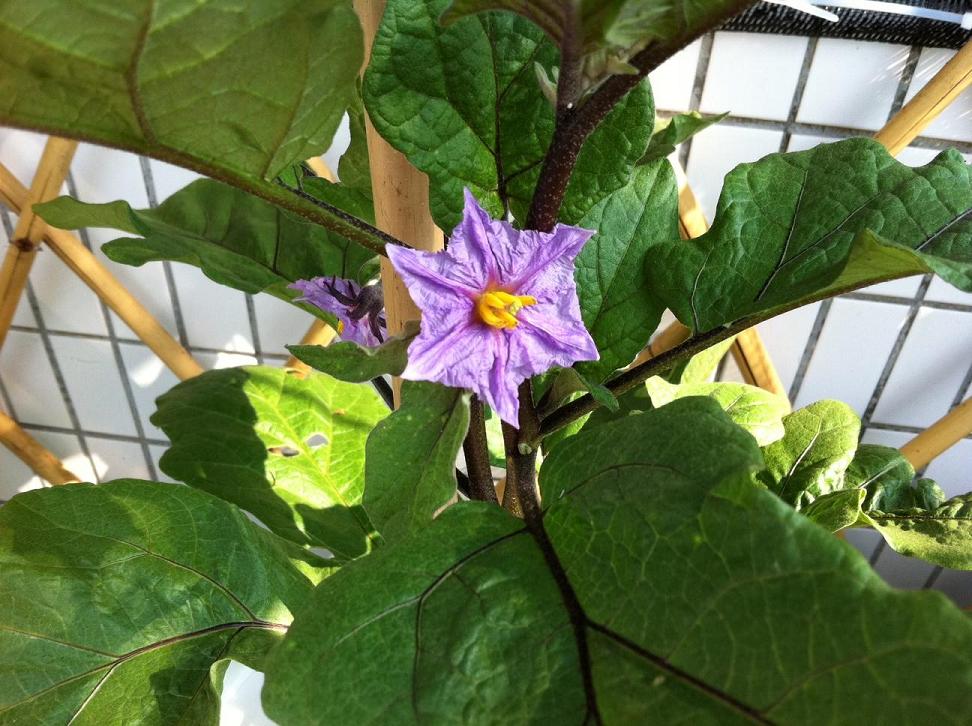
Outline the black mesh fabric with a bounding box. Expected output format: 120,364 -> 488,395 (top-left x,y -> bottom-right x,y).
723,1 -> 971,48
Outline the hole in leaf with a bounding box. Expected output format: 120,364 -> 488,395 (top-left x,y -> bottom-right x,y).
305,433 -> 328,449
268,445 -> 300,458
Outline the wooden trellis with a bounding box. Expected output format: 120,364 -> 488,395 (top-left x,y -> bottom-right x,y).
0,22 -> 969,493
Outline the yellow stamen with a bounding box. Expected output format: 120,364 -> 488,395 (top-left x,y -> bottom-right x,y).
475,290 -> 537,329
337,320 -> 345,334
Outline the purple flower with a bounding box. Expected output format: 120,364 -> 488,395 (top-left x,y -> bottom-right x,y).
387,190 -> 598,426
290,277 -> 386,346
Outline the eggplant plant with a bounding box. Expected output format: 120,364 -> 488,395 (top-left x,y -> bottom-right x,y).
1,0 -> 971,723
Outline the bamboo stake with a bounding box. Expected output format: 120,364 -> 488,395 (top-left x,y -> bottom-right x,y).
874,40 -> 972,156
304,156 -> 336,182
900,397 -> 972,470
0,161 -> 204,381
355,0 -> 443,404
629,319 -> 691,368
0,137 -> 78,351
0,410 -> 80,484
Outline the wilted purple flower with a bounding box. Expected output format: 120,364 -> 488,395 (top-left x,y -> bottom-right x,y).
290,277 -> 386,346
387,190 -> 598,426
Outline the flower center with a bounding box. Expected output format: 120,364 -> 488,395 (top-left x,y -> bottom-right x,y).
475,290 -> 537,330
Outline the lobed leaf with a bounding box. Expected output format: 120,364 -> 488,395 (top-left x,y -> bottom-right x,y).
363,0 -> 654,230
153,366 -> 387,560
263,399 -> 972,724
0,0 -> 361,183
0,481 -> 331,724
647,139 -> 972,332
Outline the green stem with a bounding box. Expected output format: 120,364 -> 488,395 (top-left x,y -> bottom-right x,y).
538,271 -> 922,440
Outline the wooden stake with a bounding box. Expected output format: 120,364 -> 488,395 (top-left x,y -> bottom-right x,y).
0,161 -> 204,381
0,410 -> 80,484
629,320 -> 692,368
355,0 -> 443,404
304,156 -> 336,182
0,137 -> 78,351
875,40 -> 972,157
900,397 -> 972,471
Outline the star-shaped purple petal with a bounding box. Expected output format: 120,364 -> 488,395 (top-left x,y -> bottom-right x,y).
290,277 -> 386,347
387,189 -> 598,426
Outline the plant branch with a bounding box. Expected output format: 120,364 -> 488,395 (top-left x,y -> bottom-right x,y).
463,396 -> 498,503
0,116 -> 405,259
524,2 -> 758,231
554,4 -> 584,119
539,270 -> 924,439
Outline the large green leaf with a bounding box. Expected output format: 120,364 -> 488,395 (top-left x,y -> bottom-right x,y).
0,1 -> 398,254
0,480 -> 330,724
263,398 -> 972,724
0,0 -> 359,182
758,400 -> 860,508
363,382 -> 470,543
644,377 -> 788,445
153,366 -> 387,560
36,179 -> 373,319
573,160 -> 677,381
363,0 -> 654,230
647,139 -> 972,332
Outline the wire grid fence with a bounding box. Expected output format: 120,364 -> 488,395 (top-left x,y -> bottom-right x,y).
0,32 -> 970,605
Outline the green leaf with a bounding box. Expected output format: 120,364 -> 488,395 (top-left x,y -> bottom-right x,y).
441,0 -> 626,48
0,1 -> 397,254
573,160 -> 677,382
647,139 -> 972,332
666,335 -> 736,384
363,0 -> 653,230
0,480 -> 330,724
802,487 -> 865,532
153,366 -> 387,560
440,1 -> 756,89
0,0 -> 360,183
36,179 -> 373,317
263,398 -> 972,724
863,494 -> 972,570
287,324 -> 418,383
338,83 -> 375,200
758,400 -> 860,508
845,444 -> 920,511
641,110 -> 727,164
363,382 -> 470,542
484,406 -> 508,467
644,377 -> 788,446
